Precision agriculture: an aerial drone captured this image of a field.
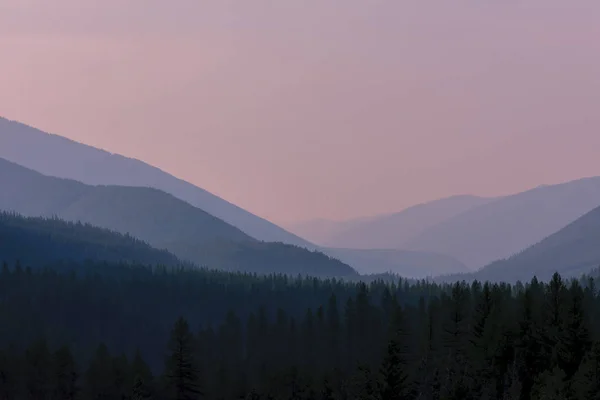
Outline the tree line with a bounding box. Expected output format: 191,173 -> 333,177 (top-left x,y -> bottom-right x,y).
1,261 -> 600,399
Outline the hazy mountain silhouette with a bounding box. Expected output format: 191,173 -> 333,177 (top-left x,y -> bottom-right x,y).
439,204 -> 600,283
0,158 -> 357,278
288,195 -> 493,249
0,117 -> 311,247
406,177 -> 600,268
0,212 -> 183,268
322,247 -> 469,278
1,117 -> 474,278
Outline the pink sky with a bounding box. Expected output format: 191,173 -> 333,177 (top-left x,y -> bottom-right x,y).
1,1 -> 600,223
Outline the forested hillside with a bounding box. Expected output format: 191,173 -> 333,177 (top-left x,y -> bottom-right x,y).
0,259 -> 599,400
0,158 -> 357,278
0,212 -> 182,267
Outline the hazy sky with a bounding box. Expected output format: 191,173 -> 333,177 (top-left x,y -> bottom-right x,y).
1,1 -> 600,223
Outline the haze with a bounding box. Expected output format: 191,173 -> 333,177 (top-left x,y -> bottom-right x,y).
1,0 -> 599,223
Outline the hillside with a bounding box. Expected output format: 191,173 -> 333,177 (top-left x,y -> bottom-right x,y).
292,195 -> 493,249
0,158 -> 357,278
0,117 -> 311,247
0,212 -> 182,268
470,205 -> 600,283
405,177 -> 600,268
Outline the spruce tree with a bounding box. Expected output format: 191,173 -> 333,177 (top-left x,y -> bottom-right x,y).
165,317 -> 202,400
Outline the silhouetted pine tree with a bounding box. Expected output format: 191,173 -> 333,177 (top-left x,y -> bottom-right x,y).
165,318 -> 202,400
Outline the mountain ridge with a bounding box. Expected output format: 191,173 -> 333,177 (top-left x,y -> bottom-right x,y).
405,176 -> 600,268
288,195 -> 494,249
0,157 -> 357,278
0,116 -> 313,248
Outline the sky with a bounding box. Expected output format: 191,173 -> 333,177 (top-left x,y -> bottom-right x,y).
1,1 -> 600,224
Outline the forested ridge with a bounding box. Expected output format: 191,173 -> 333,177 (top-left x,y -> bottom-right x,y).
0,158 -> 357,278
0,212 -> 183,267
1,259 -> 600,399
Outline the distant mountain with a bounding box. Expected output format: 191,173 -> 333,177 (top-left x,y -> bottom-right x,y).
289,195 -> 493,249
322,247 -> 469,278
285,218 -> 375,246
457,204 -> 600,283
0,212 -> 182,268
0,158 -> 357,278
406,178 -> 600,268
0,117 -> 311,247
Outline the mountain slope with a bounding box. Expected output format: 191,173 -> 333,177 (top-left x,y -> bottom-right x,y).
0,117 -> 311,247
470,205 -> 600,283
0,158 -> 357,278
295,195 -> 493,248
0,212 -> 182,268
405,178 -> 600,268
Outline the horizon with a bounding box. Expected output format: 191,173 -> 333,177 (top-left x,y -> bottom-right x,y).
2,0 -> 600,223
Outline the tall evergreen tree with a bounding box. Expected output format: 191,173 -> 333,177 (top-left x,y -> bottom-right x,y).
165,317 -> 202,400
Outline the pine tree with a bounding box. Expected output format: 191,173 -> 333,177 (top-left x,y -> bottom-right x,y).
165,317 -> 202,400
380,305 -> 412,400
380,339 -> 411,400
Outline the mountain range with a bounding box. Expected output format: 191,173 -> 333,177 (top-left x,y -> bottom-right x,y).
0,117 -> 310,247
403,178 -> 600,268
438,203 -> 600,283
0,117 -> 471,278
286,195 -> 494,249
5,116 -> 600,282
292,179 -> 600,271
0,157 -> 356,278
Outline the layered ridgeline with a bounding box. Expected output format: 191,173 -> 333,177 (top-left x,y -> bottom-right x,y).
470,204 -> 600,283
0,117 -> 311,247
288,195 -> 494,249
0,117 -> 470,279
0,158 -> 356,278
404,177 -> 600,269
0,212 -> 183,268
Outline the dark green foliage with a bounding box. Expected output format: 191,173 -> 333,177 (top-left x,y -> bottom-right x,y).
1,258 -> 600,399
165,318 -> 201,400
0,212 -> 183,269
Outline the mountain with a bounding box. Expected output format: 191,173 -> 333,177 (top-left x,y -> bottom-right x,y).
288,195 -> 493,249
0,158 -> 357,278
406,178 -> 600,268
285,216 -> 381,246
322,247 -> 469,278
0,212 -> 182,268
463,204 -> 600,283
0,117 -> 311,247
